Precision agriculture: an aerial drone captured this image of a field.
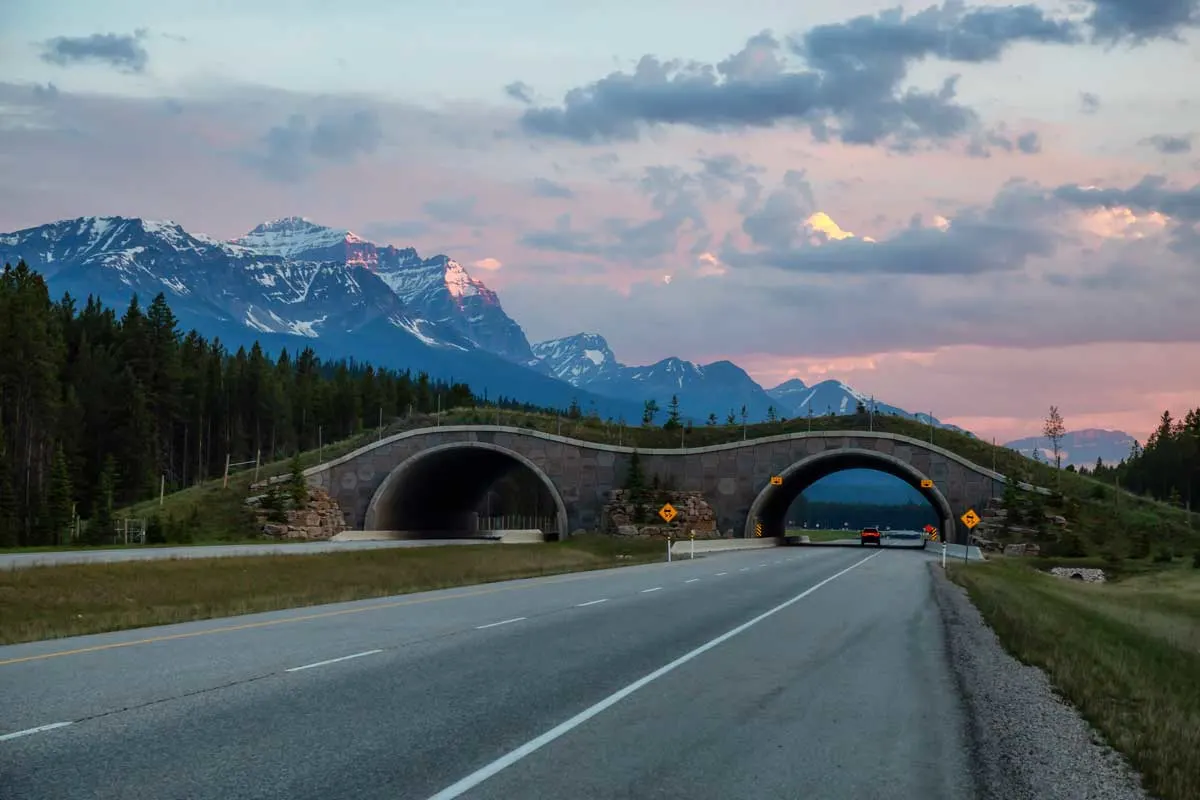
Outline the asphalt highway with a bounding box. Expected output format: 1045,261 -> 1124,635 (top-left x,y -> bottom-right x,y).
0,546 -> 975,799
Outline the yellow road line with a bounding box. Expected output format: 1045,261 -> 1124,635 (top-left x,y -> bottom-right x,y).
0,571 -> 602,667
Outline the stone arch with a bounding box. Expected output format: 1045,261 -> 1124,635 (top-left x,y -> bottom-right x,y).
744,447 -> 957,542
364,441 -> 570,539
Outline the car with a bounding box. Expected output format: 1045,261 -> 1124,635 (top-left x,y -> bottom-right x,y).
860,526 -> 882,547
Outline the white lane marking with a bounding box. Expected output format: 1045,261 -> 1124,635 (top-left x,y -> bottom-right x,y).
286,649 -> 383,673
758,563 -> 768,567
0,722 -> 73,742
426,551 -> 881,800
640,587 -> 662,593
475,617 -> 527,630
685,578 -> 700,584
739,567 -> 751,572
576,599 -> 608,607
715,572 -> 728,576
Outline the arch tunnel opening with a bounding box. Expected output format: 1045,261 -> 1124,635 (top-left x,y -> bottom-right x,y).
365,444 -> 568,540
747,448 -> 956,545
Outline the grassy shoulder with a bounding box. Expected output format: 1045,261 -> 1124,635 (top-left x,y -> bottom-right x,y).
948,559 -> 1200,800
0,534 -> 665,645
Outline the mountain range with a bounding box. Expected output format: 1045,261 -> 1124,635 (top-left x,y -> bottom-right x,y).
1002,429 -> 1137,468
0,214 -> 969,430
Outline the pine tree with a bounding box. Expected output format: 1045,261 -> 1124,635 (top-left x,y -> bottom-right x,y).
642,399 -> 659,426
46,444 -> 74,546
288,453 -> 308,509
707,413 -> 717,426
625,450 -> 648,523
663,395 -> 682,430
766,405 -> 778,423
88,456 -> 117,545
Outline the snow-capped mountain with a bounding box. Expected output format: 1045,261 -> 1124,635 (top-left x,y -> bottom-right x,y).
765,378 -> 966,432
0,215 -> 643,420
1,213 -> 967,432
531,333 -> 780,420
1004,429 -> 1136,468
528,334 -> 965,428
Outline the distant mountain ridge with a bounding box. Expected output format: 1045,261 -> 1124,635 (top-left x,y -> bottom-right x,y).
2,214 -> 964,431
1004,429 -> 1136,468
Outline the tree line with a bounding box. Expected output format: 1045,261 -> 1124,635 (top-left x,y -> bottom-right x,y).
0,261 -> 477,547
1082,408 -> 1200,511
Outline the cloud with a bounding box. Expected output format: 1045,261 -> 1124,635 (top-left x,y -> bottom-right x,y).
504,81 -> 534,104
1083,0 -> 1200,43
1079,91 -> 1101,113
1052,175 -> 1200,222
531,177 -> 574,198
422,196 -> 487,225
362,220 -> 432,241
1141,133 -> 1193,154
39,30 -> 150,74
246,109 -> 383,182
472,257 -> 503,271
516,5 -> 1080,153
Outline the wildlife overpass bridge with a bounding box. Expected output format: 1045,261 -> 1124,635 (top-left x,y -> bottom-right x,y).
306,426 -> 1012,545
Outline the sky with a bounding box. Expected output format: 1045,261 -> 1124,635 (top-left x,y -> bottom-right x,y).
2,0 -> 1199,444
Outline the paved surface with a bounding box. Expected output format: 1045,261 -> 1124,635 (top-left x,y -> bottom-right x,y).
0,547 -> 975,799
0,539 -> 495,570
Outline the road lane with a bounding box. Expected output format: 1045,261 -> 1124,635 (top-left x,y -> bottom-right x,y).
1,546 -> 971,799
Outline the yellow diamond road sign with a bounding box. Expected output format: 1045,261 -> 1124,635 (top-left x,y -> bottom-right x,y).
659,503 -> 678,523
920,479 -> 934,488
961,509 -> 981,529
770,476 -> 783,486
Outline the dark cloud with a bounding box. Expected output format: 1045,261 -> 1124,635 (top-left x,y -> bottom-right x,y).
531,177 -> 574,198
1079,91 -> 1101,113
504,81 -> 534,104
521,162 -> 715,261
517,4 -> 1080,151
1016,131 -> 1042,154
740,170 -> 817,250
422,196 -> 486,225
40,31 -> 150,73
247,109 -> 383,182
1141,133 -> 1193,154
724,180 -> 1064,276
362,220 -> 432,241
1053,175 -> 1200,222
1084,0 -> 1200,43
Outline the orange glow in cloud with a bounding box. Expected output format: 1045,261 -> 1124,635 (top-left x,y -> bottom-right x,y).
806,211 -> 876,242
472,257 -> 502,271
1075,207 -> 1170,239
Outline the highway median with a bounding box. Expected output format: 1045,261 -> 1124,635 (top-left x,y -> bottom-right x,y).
0,534 -> 665,645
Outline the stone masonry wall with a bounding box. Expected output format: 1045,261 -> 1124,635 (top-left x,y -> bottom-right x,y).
252,486 -> 347,540
307,428 -> 1007,544
603,489 -> 721,538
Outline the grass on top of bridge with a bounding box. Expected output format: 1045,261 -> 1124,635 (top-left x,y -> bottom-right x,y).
949,559 -> 1200,800
0,534 -> 666,645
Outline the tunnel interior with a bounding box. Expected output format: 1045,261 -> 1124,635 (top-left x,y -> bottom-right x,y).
754,450 -> 952,541
369,446 -> 565,538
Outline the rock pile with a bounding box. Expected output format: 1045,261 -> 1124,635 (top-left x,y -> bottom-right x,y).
604,489 -> 722,538
251,487 -> 347,540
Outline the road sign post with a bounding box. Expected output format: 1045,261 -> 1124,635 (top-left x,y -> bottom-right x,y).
942,542 -> 947,568
690,530 -> 695,560
659,504 -> 677,562
960,508 -> 981,564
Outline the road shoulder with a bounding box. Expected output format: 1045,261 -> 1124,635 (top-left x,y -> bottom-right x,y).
929,562 -> 1148,800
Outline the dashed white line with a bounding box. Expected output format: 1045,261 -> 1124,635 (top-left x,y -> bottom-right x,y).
475,617 -> 527,630
576,599 -> 608,607
715,572 -> 728,576
426,551 -> 881,799
758,563 -> 768,567
739,567 -> 751,572
685,578 -> 700,583
641,587 -> 662,593
0,722 -> 73,742
286,649 -> 383,672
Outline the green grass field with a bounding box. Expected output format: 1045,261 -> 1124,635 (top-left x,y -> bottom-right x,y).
949,559 -> 1200,800
0,534 -> 666,645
